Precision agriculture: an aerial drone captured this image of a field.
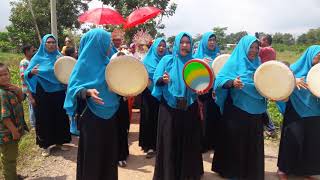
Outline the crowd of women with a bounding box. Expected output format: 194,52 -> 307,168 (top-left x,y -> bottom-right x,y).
16,28 -> 320,180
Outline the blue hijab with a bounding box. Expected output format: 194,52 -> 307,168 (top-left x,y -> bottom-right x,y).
152,32 -> 196,108
143,38 -> 167,91
24,34 -> 65,93
194,32 -> 220,64
288,45 -> 320,118
64,29 -> 120,120
214,35 -> 266,114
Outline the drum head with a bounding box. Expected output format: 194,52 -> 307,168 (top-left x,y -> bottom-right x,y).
212,54 -> 230,77
54,56 -> 77,84
307,63 -> 320,98
183,59 -> 213,92
254,61 -> 295,100
105,55 -> 148,96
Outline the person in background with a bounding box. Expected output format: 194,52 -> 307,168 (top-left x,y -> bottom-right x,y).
20,44 -> 36,129
61,37 -> 73,55
140,38 -> 167,158
65,46 -> 77,59
0,63 -> 26,180
259,34 -> 277,138
25,34 -> 71,157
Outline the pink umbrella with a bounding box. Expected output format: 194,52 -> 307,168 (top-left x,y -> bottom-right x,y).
124,7 -> 162,28
78,8 -> 125,25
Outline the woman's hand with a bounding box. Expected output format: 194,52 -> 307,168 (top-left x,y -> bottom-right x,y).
86,89 -> 104,105
233,76 -> 244,89
163,72 -> 170,84
31,64 -> 39,75
295,77 -> 308,90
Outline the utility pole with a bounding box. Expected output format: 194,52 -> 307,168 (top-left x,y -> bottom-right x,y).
50,0 -> 58,41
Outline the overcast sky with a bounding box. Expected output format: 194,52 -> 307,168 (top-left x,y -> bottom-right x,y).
1,0 -> 320,37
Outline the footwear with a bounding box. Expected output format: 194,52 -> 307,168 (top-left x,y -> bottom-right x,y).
277,170 -> 288,180
265,130 -> 277,138
56,144 -> 70,151
118,160 -> 127,167
41,148 -> 50,157
17,174 -> 27,180
146,149 -> 156,159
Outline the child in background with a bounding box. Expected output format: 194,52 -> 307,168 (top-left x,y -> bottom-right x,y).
0,63 -> 26,180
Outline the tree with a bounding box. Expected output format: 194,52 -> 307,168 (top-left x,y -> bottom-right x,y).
226,31 -> 248,44
101,0 -> 177,43
7,0 -> 88,49
212,27 -> 227,49
272,32 -> 295,45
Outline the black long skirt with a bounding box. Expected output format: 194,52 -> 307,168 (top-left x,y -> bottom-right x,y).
153,102 -> 204,180
198,89 -> 222,151
139,88 -> 159,151
77,108 -> 118,180
117,97 -> 130,161
278,100 -> 320,176
33,84 -> 71,149
212,95 -> 265,180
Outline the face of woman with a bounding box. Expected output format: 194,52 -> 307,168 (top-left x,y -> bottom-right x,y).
179,36 -> 191,57
207,36 -> 217,51
312,52 -> 320,66
157,41 -> 166,56
247,42 -> 259,61
45,37 -> 57,53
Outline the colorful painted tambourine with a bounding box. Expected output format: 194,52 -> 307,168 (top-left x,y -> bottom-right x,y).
183,59 -> 214,92
54,56 -> 77,84
254,60 -> 295,101
307,63 -> 320,98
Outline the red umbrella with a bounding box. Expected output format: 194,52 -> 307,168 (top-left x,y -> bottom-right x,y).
78,8 -> 125,25
124,7 -> 162,28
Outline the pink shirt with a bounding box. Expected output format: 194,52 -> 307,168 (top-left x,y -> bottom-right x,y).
259,47 -> 276,63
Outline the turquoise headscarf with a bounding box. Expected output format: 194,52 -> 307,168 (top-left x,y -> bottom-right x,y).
64,29 -> 120,120
143,38 -> 167,91
193,32 -> 220,64
288,45 -> 320,118
24,34 -> 65,93
214,35 -> 266,114
152,32 -> 197,108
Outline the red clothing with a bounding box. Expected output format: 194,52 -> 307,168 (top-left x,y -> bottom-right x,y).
259,46 -> 276,63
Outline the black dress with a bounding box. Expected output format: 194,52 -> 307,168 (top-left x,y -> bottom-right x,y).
278,100 -> 320,176
33,84 -> 71,149
153,101 -> 204,180
117,97 -> 130,161
139,88 -> 159,151
212,93 -> 265,180
77,107 -> 118,180
198,88 -> 221,151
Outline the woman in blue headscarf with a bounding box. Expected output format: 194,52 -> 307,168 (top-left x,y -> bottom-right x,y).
193,32 -> 221,152
211,35 -> 266,180
64,29 -> 120,180
139,38 -> 167,158
277,45 -> 320,180
24,34 -> 71,157
152,32 -> 204,180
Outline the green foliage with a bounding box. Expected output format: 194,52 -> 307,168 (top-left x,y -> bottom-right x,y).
225,31 -> 248,44
7,0 -> 88,50
297,28 -> 320,45
267,102 -> 283,129
272,32 -> 295,45
0,32 -> 16,52
212,27 -> 228,50
101,0 -> 177,43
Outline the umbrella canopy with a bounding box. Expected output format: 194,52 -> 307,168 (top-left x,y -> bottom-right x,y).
124,7 -> 162,28
78,8 -> 125,25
